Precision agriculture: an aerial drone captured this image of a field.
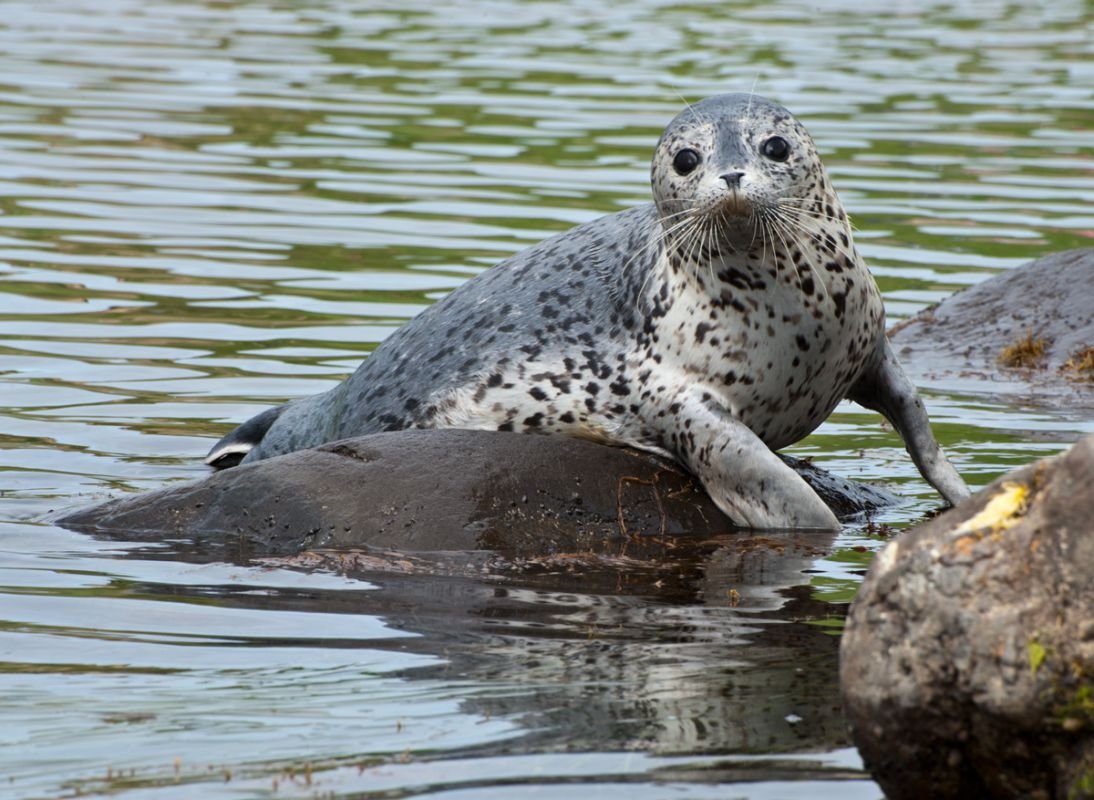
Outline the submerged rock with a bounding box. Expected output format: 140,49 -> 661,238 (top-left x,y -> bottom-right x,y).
891,247 -> 1094,407
840,434 -> 1094,800
58,429 -> 895,563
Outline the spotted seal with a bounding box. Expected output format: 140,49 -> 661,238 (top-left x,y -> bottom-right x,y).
207,93 -> 969,529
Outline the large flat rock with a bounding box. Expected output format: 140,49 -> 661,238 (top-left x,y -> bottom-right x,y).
58,429 -> 895,563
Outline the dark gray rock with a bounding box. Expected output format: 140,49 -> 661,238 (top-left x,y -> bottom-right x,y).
58,429 -> 895,563
891,247 -> 1094,407
840,433 -> 1094,800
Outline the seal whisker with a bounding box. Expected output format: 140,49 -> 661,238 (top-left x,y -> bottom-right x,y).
754,211 -> 770,275
633,211 -> 704,309
767,210 -> 832,304
647,211 -> 709,288
704,213 -> 717,288
775,198 -> 845,230
670,87 -> 698,121
760,211 -> 784,282
650,208 -> 702,251
679,213 -> 706,283
668,214 -> 705,262
776,197 -> 862,236
774,205 -> 859,267
658,206 -> 702,223
763,211 -> 795,280
774,200 -> 856,244
707,210 -> 722,266
696,214 -> 714,283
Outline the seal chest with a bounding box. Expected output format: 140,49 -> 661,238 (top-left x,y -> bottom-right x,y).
207,93 -> 967,530
639,244 -> 881,451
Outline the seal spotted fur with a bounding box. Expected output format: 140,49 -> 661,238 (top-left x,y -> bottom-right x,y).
207,93 -> 969,529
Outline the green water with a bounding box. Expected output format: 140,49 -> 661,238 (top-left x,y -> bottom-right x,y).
1,1 -> 1091,797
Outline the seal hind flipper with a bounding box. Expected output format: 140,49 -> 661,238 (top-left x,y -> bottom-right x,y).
848,338 -> 970,506
205,405 -> 287,469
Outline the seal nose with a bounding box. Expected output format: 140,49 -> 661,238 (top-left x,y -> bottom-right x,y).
720,171 -> 746,189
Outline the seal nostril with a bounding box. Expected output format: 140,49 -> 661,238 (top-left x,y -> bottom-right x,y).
720,171 -> 745,188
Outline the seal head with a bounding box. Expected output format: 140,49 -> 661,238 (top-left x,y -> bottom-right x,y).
648,94 -> 852,292
652,94 -> 822,237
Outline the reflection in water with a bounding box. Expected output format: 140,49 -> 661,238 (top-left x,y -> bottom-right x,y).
394,582 -> 847,758
270,531 -> 847,758
196,557 -> 846,757
0,0 -> 1091,796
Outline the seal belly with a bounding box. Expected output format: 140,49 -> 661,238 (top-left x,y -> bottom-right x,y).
425,355 -> 635,443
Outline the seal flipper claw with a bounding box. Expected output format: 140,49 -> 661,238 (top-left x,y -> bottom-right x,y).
205,405 -> 287,470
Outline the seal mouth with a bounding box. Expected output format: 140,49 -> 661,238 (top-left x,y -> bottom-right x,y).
718,191 -> 753,218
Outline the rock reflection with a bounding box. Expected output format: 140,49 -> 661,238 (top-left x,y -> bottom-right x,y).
107,525 -> 846,760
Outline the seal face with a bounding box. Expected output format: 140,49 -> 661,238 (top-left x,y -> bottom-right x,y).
207,93 -> 969,529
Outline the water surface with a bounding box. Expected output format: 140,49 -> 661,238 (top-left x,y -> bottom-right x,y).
1,1 -> 1092,797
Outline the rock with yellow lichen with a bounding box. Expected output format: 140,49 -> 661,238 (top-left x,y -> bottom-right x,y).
840,433 -> 1094,800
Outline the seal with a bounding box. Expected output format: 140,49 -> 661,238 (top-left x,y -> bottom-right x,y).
206,93 -> 970,530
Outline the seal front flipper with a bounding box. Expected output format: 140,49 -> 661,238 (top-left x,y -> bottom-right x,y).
204,404 -> 287,470
664,387 -> 841,530
848,338 -> 970,506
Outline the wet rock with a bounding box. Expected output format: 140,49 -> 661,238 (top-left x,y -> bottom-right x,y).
891,248 -> 1094,407
58,429 -> 895,562
840,434 -> 1094,800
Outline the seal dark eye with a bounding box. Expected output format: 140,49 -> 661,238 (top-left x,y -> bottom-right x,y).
760,136 -> 791,162
672,148 -> 701,175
